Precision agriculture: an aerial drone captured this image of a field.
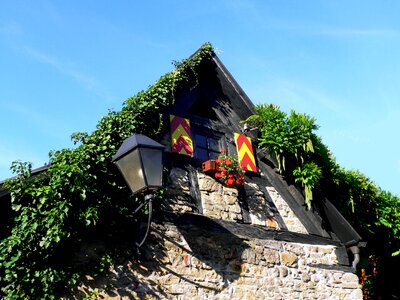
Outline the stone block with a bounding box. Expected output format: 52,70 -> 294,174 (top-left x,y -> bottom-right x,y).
333,289 -> 348,299
332,272 -> 343,283
213,193 -> 223,203
341,281 -> 361,289
281,252 -> 298,267
198,177 -> 219,191
231,213 -> 243,221
348,288 -> 363,300
224,195 -> 237,205
279,267 -> 288,277
341,272 -> 359,283
221,211 -> 229,220
264,248 -> 280,264
160,275 -> 180,285
301,273 -> 310,282
266,217 -> 279,229
230,203 -> 242,213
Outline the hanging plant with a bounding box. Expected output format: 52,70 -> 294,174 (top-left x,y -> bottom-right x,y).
293,162 -> 321,209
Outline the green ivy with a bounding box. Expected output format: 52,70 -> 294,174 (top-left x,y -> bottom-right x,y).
0,43 -> 214,299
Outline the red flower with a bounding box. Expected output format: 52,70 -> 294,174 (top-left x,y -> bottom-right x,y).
205,150 -> 245,188
225,159 -> 232,165
226,178 -> 235,186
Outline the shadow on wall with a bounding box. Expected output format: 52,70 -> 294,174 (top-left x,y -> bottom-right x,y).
132,213 -> 250,296
66,213 -> 249,299
173,213 -> 250,287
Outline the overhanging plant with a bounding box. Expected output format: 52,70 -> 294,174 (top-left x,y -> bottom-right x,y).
243,104 -> 320,209
293,162 -> 321,209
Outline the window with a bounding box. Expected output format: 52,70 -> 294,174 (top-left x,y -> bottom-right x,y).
193,132 -> 223,161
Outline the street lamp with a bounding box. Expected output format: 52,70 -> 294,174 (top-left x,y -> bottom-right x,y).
113,134 -> 165,248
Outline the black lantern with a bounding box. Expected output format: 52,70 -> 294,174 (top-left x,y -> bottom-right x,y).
113,134 -> 165,249
113,134 -> 165,195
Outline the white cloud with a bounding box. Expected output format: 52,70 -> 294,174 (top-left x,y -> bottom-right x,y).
318,27 -> 400,38
250,76 -> 349,118
25,46 -> 95,87
331,129 -> 372,144
0,101 -> 64,140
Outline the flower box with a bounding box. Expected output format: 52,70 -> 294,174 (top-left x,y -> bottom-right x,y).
202,152 -> 245,188
202,160 -> 217,174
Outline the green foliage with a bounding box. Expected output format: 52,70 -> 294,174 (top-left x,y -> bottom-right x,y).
0,43 -> 214,299
293,162 -> 321,209
245,104 -> 288,171
245,104 -> 320,208
329,169 -> 400,297
376,191 -> 400,248
248,103 -> 400,298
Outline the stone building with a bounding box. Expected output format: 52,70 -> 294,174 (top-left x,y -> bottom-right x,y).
79,46 -> 363,299
0,45 -> 364,299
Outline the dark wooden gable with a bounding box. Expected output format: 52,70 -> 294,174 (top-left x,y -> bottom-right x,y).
163,47 -> 362,248
167,52 -> 255,135
0,46 -> 362,250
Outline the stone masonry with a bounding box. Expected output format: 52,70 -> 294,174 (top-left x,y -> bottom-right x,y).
71,166 -> 362,299
266,186 -> 308,234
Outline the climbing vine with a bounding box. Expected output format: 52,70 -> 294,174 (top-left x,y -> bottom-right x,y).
0,43 -> 213,299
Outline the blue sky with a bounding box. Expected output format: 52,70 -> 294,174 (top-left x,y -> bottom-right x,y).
1,1 -> 399,195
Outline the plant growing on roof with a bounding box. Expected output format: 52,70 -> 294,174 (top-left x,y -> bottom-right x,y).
244,104 -> 321,209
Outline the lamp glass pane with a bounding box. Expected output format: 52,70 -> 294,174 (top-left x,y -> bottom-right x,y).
140,148 -> 163,188
116,149 -> 145,193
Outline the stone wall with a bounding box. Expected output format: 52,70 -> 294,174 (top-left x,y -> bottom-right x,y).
197,172 -> 243,222
70,166 -> 362,299
170,167 -> 309,234
74,222 -> 361,299
266,186 -> 308,234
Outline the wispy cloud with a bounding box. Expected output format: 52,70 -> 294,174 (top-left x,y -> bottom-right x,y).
284,82 -> 343,113
0,100 -> 69,141
253,77 -> 348,117
21,46 -> 114,102
332,129 -> 372,144
0,22 -> 113,103
241,13 -> 400,39
24,46 -> 96,89
317,27 -> 400,38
